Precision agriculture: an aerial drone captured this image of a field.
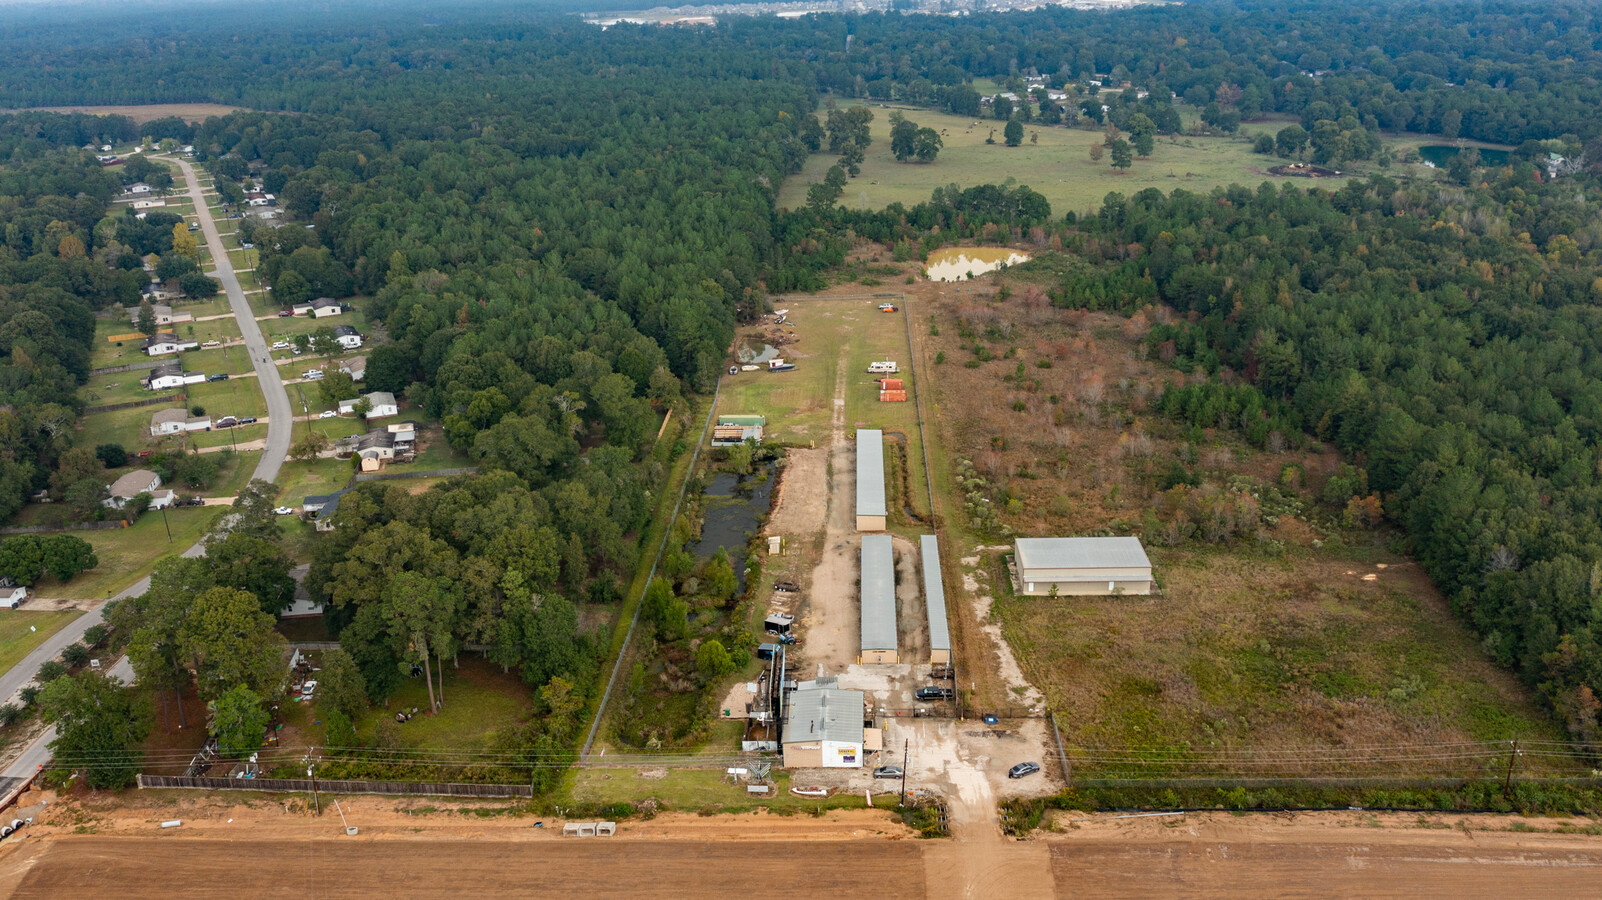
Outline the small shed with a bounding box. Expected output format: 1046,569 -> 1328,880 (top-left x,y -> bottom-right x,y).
764,613 -> 794,635
860,534 -> 898,664
878,377 -> 906,402
1013,536 -> 1153,596
855,429 -> 886,531
0,578 -> 25,609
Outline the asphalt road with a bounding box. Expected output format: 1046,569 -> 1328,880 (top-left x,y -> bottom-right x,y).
0,160 -> 292,779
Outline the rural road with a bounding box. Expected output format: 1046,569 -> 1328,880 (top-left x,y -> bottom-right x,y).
0,157 -> 292,778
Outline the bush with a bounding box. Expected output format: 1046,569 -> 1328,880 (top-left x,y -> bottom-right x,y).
61,643 -> 90,668
94,443 -> 128,469
0,703 -> 25,727
36,660 -> 67,683
83,624 -> 110,646
18,686 -> 40,707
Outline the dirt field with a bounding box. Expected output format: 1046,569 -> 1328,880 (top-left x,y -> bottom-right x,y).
7,792 -> 1602,898
0,103 -> 246,123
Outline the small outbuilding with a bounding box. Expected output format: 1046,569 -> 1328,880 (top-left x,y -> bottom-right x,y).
0,578 -> 26,609
1012,536 -> 1153,596
855,429 -> 886,531
860,533 -> 898,664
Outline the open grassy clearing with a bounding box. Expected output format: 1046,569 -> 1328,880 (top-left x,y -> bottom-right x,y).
909,272 -> 1566,772
777,103 -> 1347,217
43,506 -> 219,599
0,103 -> 246,122
713,309 -> 839,448
0,609 -> 84,674
347,657 -> 531,751
274,456 -> 355,507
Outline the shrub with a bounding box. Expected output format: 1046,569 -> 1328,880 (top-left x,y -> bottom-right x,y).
83,624 -> 110,646
61,643 -> 90,668
0,703 -> 25,727
36,660 -> 67,683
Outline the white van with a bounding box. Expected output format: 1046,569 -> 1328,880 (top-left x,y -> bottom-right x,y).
868,361 -> 899,374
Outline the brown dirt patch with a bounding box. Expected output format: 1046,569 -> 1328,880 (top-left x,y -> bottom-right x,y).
1,104 -> 247,124
766,447 -> 826,537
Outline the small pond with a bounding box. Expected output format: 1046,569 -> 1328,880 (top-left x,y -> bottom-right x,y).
1417,144 -> 1511,168
692,460 -> 775,593
925,247 -> 1031,282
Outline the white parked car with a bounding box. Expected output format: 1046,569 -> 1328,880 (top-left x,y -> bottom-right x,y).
272,506 -> 295,516
319,410 -> 337,418
271,341 -> 290,350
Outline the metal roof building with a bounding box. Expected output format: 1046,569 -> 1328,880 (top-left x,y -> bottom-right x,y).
860,533 -> 898,663
782,686 -> 866,768
856,429 -> 886,531
920,535 -> 951,665
1013,536 -> 1154,596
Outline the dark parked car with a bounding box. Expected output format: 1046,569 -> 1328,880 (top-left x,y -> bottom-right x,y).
773,580 -> 800,592
238,416 -> 258,425
872,766 -> 903,779
214,416 -> 238,428
1007,762 -> 1040,779
207,373 -> 229,382
914,686 -> 954,701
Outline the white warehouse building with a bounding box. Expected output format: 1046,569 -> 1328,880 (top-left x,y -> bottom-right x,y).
1012,536 -> 1154,596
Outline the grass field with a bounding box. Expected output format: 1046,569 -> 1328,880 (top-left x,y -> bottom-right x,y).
41,506 -> 220,599
349,657 -> 531,750
911,283 -> 1567,774
0,610 -> 84,674
777,104 -> 1332,217
274,456 -> 355,507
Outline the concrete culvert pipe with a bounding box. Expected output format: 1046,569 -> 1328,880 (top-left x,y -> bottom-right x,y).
1,826 -> 13,838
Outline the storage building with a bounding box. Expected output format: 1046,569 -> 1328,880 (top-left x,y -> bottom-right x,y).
1013,536 -> 1153,596
782,686 -> 867,768
878,377 -> 906,402
860,533 -> 898,664
920,534 -> 951,666
855,429 -> 886,531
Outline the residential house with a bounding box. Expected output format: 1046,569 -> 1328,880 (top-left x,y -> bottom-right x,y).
302,489 -> 349,532
338,355 -> 366,381
311,299 -> 342,318
123,183 -> 153,195
332,324 -> 363,349
104,469 -> 175,510
140,283 -> 179,303
145,364 -> 205,391
132,199 -> 167,210
290,302 -> 314,317
149,408 -> 211,436
0,578 -> 25,609
143,332 -> 200,357
337,391 -> 398,419
130,303 -> 193,327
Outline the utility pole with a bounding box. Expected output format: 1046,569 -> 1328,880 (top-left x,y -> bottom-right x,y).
159,503 -> 172,542
1502,739 -> 1522,796
307,748 -> 321,815
900,739 -> 910,807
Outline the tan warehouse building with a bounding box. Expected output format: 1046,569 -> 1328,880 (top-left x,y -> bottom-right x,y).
1013,536 -> 1153,596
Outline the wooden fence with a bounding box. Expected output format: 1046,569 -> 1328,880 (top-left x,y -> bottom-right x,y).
85,394 -> 179,415
90,359 -> 164,377
137,774 -> 532,798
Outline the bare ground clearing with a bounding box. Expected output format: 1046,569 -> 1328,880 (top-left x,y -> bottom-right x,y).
1,103 -> 246,123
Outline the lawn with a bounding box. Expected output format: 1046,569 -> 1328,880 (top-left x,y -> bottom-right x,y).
43,506 -> 220,600
408,427 -> 473,470
0,609 -> 84,674
274,455 -> 355,507
90,317 -> 243,370
348,657 -> 532,751
776,102 -> 1362,216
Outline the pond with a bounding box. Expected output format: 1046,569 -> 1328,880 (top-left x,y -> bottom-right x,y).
692,460 -> 775,593
1417,144 -> 1511,168
925,247 -> 1031,282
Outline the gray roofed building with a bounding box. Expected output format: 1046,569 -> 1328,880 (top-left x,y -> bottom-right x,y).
303,489 -> 350,531
782,685 -> 867,768
920,534 -> 951,665
1013,536 -> 1154,596
860,533 -> 898,663
855,429 -> 886,531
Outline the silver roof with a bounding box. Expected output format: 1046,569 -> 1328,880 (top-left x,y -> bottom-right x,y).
1015,536 -> 1152,572
856,429 -> 886,517
785,686 -> 864,745
920,535 -> 950,653
860,534 -> 897,651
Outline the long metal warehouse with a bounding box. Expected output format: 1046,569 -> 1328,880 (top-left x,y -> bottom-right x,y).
1013,536 -> 1154,596
860,533 -> 898,664
855,429 -> 886,531
919,535 -> 951,666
